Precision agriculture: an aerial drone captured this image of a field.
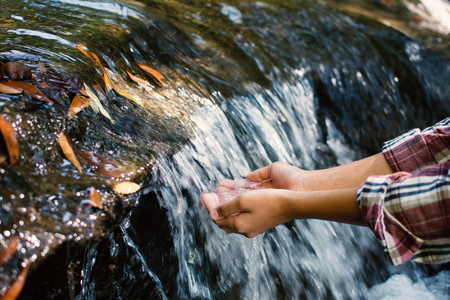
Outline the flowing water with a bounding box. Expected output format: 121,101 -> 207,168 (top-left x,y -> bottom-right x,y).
0,0 -> 449,299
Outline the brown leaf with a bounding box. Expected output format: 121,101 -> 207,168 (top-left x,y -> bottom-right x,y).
58,133 -> 82,173
0,83 -> 21,94
2,262 -> 31,300
38,61 -> 47,74
73,148 -> 121,178
138,64 -> 166,87
0,237 -> 19,267
3,81 -> 53,104
114,181 -> 141,194
0,115 -> 19,165
68,87 -> 90,119
41,67 -> 82,93
0,62 -> 32,80
88,187 -> 103,209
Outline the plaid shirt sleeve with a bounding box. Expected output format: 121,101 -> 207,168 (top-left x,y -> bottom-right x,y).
357,118 -> 450,265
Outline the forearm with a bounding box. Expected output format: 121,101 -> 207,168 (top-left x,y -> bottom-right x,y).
303,153 -> 393,191
286,187 -> 365,226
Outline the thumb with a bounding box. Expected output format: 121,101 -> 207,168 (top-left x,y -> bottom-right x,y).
247,165 -> 272,182
212,197 -> 247,220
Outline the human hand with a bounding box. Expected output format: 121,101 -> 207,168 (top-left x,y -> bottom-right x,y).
202,188 -> 293,238
217,162 -> 310,192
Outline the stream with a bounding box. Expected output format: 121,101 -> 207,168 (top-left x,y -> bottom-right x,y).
0,0 -> 449,299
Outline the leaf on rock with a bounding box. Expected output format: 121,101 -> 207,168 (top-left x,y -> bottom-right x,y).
0,61 -> 32,80
138,64 -> 166,87
0,237 -> 19,267
89,187 -> 103,209
0,115 -> 19,165
127,71 -> 154,94
84,84 -> 114,123
3,81 -> 53,104
58,133 -> 83,173
105,68 -> 143,106
38,61 -> 47,74
77,44 -> 113,91
0,83 -> 21,94
114,181 -> 141,194
68,87 -> 90,119
2,261 -> 31,300
73,148 -> 121,178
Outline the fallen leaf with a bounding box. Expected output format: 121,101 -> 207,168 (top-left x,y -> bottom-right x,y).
0,115 -> 19,165
58,133 -> 82,173
77,44 -> 113,91
38,61 -> 47,74
105,68 -> 143,106
0,62 -> 32,80
138,64 -> 166,87
73,148 -> 121,178
3,81 -> 53,104
127,71 -> 154,94
84,84 -> 114,123
2,262 -> 31,300
114,181 -> 141,194
89,187 -> 103,209
0,83 -> 21,94
68,87 -> 90,119
0,237 -> 19,267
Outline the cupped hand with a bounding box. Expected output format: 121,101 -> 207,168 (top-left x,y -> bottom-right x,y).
246,162 -> 310,191
202,188 -> 293,238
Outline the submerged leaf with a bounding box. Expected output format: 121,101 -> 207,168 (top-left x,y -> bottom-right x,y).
3,81 -> 53,104
0,115 -> 19,165
89,187 -> 103,209
0,237 -> 19,267
138,64 -> 166,87
0,83 -> 21,94
114,181 -> 141,194
2,262 -> 31,300
58,133 -> 82,173
0,61 -> 32,80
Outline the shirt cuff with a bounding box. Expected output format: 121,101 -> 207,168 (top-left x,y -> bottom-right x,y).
382,129 -> 436,173
357,173 -> 424,265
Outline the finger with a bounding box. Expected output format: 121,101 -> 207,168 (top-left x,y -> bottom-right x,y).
212,198 -> 248,220
219,179 -> 250,189
214,214 -> 240,229
247,165 -> 272,182
202,193 -> 220,213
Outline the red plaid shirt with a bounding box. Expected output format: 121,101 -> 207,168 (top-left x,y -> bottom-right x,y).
358,118 -> 450,265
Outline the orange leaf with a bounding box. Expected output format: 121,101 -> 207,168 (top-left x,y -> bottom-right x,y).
0,237 -> 19,267
0,115 -> 19,165
89,187 -> 103,209
114,182 -> 141,194
68,87 -> 90,119
2,262 -> 31,300
77,44 -> 113,91
103,72 -> 113,92
73,149 -> 121,178
3,81 -> 53,104
126,71 -> 154,94
58,133 -> 82,173
137,64 -> 166,86
0,83 -> 21,94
